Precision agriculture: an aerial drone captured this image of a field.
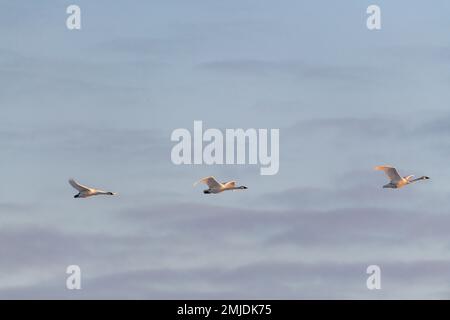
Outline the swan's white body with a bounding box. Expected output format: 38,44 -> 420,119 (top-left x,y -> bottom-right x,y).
194,176 -> 248,194
375,166 -> 429,189
69,179 -> 117,198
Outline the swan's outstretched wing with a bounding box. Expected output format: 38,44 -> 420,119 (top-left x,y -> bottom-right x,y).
223,181 -> 236,188
375,166 -> 402,182
69,179 -> 91,192
194,176 -> 223,189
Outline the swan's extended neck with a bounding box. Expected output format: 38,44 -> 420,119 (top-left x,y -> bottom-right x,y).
230,186 -> 248,190
409,176 -> 430,183
97,191 -> 116,195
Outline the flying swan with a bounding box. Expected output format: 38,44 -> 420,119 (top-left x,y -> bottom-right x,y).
194,176 -> 248,194
69,179 -> 117,198
374,166 -> 430,189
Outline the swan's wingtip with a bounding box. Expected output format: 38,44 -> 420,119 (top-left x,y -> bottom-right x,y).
193,178 -> 206,187
374,165 -> 391,170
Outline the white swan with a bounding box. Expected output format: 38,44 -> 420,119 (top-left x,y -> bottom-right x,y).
375,166 -> 430,189
194,176 -> 248,194
69,179 -> 117,198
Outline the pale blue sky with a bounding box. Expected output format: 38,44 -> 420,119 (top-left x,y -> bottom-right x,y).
1,0 -> 450,298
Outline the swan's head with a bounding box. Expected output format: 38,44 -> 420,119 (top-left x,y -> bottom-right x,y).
108,192 -> 117,196
240,186 -> 248,189
423,176 -> 430,180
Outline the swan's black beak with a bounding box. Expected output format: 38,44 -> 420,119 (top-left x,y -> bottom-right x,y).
242,186 -> 248,189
